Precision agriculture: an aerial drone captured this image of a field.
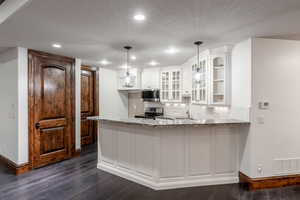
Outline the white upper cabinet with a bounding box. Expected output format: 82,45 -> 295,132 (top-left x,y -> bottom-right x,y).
192,56 -> 209,104
141,67 -> 160,89
191,46 -> 231,106
211,54 -> 228,105
160,68 -> 182,102
139,46 -> 231,105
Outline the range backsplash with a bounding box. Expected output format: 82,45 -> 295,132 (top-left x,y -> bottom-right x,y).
128,93 -> 250,121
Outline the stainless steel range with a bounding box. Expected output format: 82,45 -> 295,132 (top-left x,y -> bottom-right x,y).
134,107 -> 164,119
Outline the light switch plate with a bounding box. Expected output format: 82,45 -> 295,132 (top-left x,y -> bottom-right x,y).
259,102 -> 269,110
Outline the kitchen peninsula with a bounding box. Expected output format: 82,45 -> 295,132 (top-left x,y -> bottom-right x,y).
89,116 -> 249,190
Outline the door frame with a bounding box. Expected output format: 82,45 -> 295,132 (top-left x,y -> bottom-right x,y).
28,50 -> 76,170
81,65 -> 99,145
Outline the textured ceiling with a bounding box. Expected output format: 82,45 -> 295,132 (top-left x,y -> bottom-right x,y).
1,0 -> 300,68
0,0 -> 30,25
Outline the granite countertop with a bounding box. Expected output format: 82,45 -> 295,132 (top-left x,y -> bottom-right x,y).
87,116 -> 250,127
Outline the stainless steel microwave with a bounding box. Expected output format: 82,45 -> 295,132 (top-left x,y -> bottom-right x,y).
142,89 -> 160,102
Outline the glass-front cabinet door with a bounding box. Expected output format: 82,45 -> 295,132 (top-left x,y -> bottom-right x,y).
211,55 -> 226,105
161,71 -> 169,101
191,50 -> 230,106
171,70 -> 181,101
160,69 -> 181,102
192,57 -> 208,104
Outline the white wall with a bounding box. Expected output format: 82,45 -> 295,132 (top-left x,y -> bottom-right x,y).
231,39 -> 252,109
99,67 -> 128,118
246,38 -> 300,178
0,47 -> 28,165
230,39 -> 253,176
17,47 -> 28,164
0,48 -> 19,164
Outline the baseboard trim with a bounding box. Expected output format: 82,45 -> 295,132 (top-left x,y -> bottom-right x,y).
98,162 -> 238,190
0,155 -> 30,175
239,171 -> 300,190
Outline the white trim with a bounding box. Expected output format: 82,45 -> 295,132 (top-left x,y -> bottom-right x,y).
17,47 -> 28,165
75,59 -> 81,150
98,162 -> 238,190
0,0 -> 31,25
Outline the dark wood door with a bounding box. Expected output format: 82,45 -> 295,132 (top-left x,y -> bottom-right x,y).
29,50 -> 75,169
81,66 -> 96,146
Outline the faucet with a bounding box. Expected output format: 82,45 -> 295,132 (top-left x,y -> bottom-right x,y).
186,104 -> 192,119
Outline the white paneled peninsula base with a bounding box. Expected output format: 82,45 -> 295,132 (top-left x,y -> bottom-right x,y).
88,117 -> 249,190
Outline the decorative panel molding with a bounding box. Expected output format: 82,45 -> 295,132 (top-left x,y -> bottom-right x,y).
98,121 -> 240,190
160,128 -> 185,178
134,127 -> 154,177
215,127 -> 237,175
187,127 -> 212,176
117,125 -> 132,170
100,124 -> 115,164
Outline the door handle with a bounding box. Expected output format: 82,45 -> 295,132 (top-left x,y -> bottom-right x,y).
35,123 -> 41,129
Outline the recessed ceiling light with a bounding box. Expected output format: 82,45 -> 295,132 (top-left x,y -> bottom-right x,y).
133,14 -> 146,21
99,59 -> 111,65
131,55 -> 137,60
165,47 -> 179,54
149,61 -> 159,66
52,43 -> 62,48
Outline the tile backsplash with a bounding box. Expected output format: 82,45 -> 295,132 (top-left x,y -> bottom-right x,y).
128,94 -> 250,121
164,103 -> 250,121
128,93 -> 144,117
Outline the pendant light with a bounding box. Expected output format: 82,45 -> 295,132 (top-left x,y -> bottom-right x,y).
194,41 -> 203,84
124,46 -> 133,87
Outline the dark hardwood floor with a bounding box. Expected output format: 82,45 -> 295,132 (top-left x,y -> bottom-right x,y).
1,145 -> 300,200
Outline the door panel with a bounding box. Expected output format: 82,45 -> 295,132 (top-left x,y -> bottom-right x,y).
29,50 -> 75,169
41,66 -> 66,119
40,127 -> 65,154
81,74 -> 92,113
81,66 -> 96,146
81,119 -> 91,137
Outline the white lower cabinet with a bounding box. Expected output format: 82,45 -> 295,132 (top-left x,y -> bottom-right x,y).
98,121 -> 240,190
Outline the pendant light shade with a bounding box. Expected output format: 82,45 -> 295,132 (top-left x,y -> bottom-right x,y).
194,41 -> 203,84
123,46 -> 133,87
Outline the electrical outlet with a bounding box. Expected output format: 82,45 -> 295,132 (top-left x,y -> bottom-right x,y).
257,164 -> 263,174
